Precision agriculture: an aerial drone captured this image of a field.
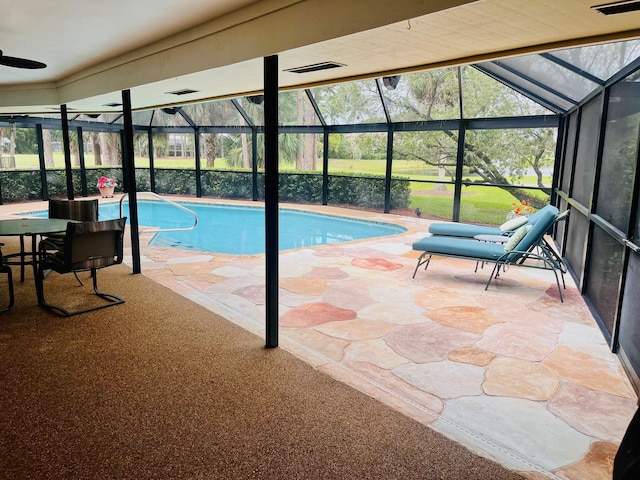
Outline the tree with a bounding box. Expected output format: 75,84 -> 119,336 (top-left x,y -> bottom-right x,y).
98,132 -> 121,165
8,124 -> 16,167
309,67 -> 555,206
181,100 -> 247,168
14,127 -> 38,154
220,94 -> 306,169
294,91 -> 318,170
152,134 -> 169,159
390,67 -> 556,207
42,129 -> 55,168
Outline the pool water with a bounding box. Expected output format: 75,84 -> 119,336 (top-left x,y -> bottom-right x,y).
30,201 -> 406,254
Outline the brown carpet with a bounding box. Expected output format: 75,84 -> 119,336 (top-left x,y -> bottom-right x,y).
0,236 -> 523,480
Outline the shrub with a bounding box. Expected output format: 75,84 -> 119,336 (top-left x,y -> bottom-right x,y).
0,167 -> 411,210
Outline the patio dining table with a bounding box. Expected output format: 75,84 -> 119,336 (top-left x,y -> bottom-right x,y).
0,218 -> 74,282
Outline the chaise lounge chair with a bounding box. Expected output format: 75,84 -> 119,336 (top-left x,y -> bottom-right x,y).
412,206 -> 567,301
427,204 -> 558,239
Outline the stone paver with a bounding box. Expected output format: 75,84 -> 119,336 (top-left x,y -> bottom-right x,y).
343,338 -> 409,369
427,306 -> 504,334
477,322 -> 558,361
483,356 -> 560,401
280,302 -> 357,327
436,396 -> 593,472
548,381 -> 636,442
543,345 -> 635,398
393,360 -> 485,398
314,319 -> 396,341
385,322 -> 480,363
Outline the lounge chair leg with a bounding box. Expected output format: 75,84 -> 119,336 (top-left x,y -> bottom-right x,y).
552,268 -> 564,303
412,253 -> 432,278
485,263 -> 501,291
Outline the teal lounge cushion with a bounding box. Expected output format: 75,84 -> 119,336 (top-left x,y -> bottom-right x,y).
428,223 -> 501,238
412,236 -> 506,260
503,207 -> 559,258
426,205 -> 558,239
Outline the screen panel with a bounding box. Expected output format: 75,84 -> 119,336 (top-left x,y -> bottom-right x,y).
619,251 -> 640,387
585,225 -> 624,338
564,209 -> 589,287
596,75 -> 640,234
572,98 -> 601,207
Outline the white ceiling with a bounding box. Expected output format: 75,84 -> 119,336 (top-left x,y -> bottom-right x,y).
1,0 -> 639,114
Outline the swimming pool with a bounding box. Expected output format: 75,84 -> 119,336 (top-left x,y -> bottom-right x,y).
29,201 -> 406,254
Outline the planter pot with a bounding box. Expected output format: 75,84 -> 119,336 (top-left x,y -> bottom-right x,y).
506,211 -> 531,221
99,186 -> 115,198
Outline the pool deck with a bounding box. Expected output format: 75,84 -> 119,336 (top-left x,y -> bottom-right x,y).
3,196 -> 637,479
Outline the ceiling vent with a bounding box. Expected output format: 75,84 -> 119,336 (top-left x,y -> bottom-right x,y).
284,61 -> 345,74
592,0 -> 640,14
103,102 -> 122,107
166,88 -> 199,96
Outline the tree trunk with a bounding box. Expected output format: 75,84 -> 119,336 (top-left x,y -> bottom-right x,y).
111,134 -> 122,165
8,124 -> 17,168
93,136 -> 102,165
99,133 -> 121,165
204,134 -> 216,168
304,133 -> 316,170
71,142 -> 80,167
43,129 -> 55,167
296,91 -> 304,170
241,133 -> 251,168
304,96 -> 316,170
99,133 -> 110,164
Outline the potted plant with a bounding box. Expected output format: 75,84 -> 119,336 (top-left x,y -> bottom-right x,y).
97,176 -> 117,198
507,199 -> 535,220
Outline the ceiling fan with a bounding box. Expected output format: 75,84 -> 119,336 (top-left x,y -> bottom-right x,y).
0,50 -> 46,69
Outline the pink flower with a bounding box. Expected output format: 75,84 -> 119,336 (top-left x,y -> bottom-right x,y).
97,176 -> 117,188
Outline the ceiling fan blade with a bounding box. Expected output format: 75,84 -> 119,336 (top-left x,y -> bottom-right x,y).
0,51 -> 46,69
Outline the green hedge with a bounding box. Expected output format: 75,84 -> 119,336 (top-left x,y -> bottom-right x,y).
202,170 -> 256,199
0,168 -> 411,210
0,171 -> 43,202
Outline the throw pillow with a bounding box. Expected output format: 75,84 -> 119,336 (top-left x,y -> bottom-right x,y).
499,215 -> 528,232
504,225 -> 531,252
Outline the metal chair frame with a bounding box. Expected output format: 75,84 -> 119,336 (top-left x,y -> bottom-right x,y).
35,218 -> 126,316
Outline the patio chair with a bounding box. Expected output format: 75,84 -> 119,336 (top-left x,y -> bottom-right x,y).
46,198 -> 99,285
429,207 -> 570,284
48,198 -> 99,223
412,206 -> 567,301
35,217 -> 127,316
0,243 -> 14,313
427,204 -> 558,238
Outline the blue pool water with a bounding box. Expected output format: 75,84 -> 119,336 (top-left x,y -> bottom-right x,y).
30,201 -> 406,254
